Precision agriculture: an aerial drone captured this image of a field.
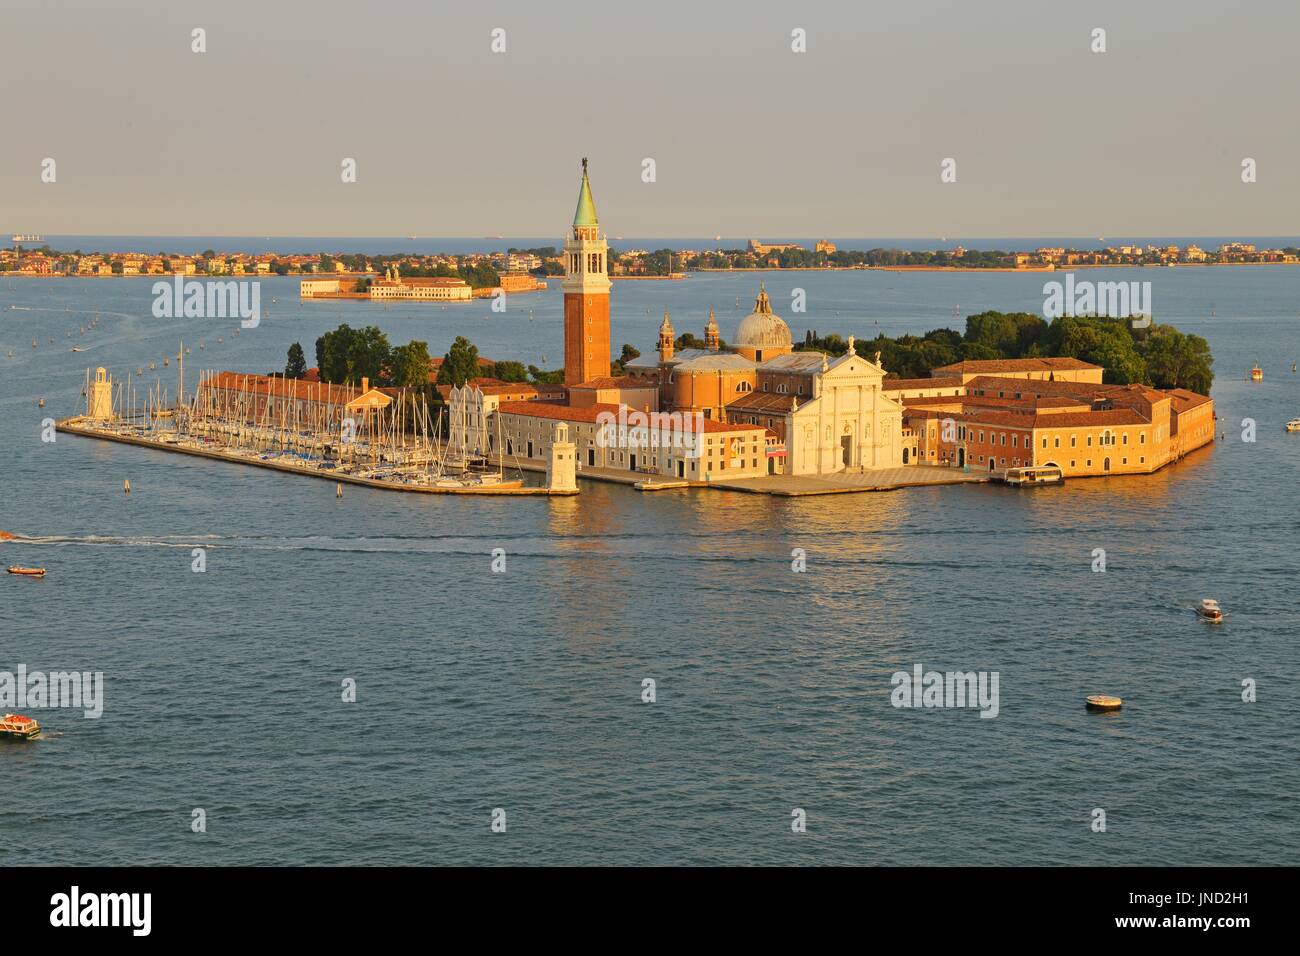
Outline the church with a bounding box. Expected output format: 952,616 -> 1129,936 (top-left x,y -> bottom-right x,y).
623,287 -> 905,475
490,159 -> 906,480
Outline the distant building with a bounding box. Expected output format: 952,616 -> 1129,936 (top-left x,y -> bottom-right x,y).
815,240 -> 837,255
748,239 -> 804,255
300,277 -> 342,298
367,267 -> 472,300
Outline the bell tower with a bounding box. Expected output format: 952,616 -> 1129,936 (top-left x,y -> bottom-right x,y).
658,311 -> 675,362
704,307 -> 720,351
562,158 -> 612,386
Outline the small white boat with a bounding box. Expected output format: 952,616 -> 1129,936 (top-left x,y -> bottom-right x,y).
1286,418 -> 1300,433
1196,598 -> 1223,622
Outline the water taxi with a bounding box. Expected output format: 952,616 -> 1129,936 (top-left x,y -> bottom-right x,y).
1196,598 -> 1223,622
1286,418 -> 1300,433
1002,465 -> 1064,487
0,713 -> 40,740
6,566 -> 46,577
1085,695 -> 1123,711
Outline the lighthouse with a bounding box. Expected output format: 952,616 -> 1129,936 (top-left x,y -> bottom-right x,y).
562,158 -> 612,386
88,367 -> 115,420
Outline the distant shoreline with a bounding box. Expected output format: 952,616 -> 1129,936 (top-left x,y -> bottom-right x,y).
7,260 -> 1300,280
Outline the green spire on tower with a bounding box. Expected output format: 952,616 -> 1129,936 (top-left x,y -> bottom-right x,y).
573,157 -> 599,228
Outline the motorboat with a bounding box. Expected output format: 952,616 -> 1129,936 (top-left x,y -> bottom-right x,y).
1286,418 -> 1300,433
6,566 -> 46,577
0,713 -> 40,740
1195,598 -> 1223,622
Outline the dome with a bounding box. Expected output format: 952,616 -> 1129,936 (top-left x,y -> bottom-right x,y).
734,285 -> 792,348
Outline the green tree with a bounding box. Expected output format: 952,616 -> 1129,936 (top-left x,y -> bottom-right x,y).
315,324 -> 391,384
389,340 -> 433,388
490,360 -> 529,383
437,336 -> 481,387
1141,326 -> 1214,393
527,365 -> 565,385
285,342 -> 307,379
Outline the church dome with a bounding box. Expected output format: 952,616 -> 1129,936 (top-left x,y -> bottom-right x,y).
734,284 -> 792,349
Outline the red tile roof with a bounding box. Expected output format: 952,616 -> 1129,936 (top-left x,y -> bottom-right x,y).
933,357 -> 1102,374
497,401 -> 763,433
569,376 -> 651,390
726,392 -> 797,413
882,376 -> 964,390
436,377 -> 539,399
967,408 -> 1148,429
1168,388 -> 1213,412
203,371 -> 364,404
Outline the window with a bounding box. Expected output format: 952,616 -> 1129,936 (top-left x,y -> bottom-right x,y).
1042,438 -> 1047,449
1140,433 -> 1146,444
1087,436 -> 1092,447
1122,434 -> 1128,445
1070,436 -> 1077,448
1054,437 -> 1060,448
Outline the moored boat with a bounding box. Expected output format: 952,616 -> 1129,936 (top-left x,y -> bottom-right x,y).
6,566 -> 45,577
0,713 -> 40,740
1085,695 -> 1123,711
1196,598 -> 1223,622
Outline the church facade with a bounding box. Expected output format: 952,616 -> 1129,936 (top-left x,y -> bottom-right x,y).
624,286 -> 905,475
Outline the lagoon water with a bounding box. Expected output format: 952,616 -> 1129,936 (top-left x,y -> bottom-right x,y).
1,266 -> 1296,865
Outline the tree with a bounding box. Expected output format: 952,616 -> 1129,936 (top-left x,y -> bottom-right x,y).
285,342 -> 307,379
490,360 -> 529,383
1141,326 -> 1214,393
528,365 -> 565,385
619,343 -> 641,365
389,341 -> 432,387
315,324 -> 391,384
437,336 -> 480,387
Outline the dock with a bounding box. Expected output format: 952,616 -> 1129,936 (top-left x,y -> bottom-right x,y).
487,453 -> 987,497
56,418 -> 577,496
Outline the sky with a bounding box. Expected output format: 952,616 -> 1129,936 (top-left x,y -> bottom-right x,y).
2,0 -> 1298,238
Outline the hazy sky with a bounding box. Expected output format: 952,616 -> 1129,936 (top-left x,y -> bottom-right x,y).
3,0 -> 1298,238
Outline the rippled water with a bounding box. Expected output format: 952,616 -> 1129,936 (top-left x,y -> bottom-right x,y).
1,269 -> 1296,865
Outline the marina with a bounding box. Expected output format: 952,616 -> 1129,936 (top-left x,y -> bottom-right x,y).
56,361 -> 579,496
